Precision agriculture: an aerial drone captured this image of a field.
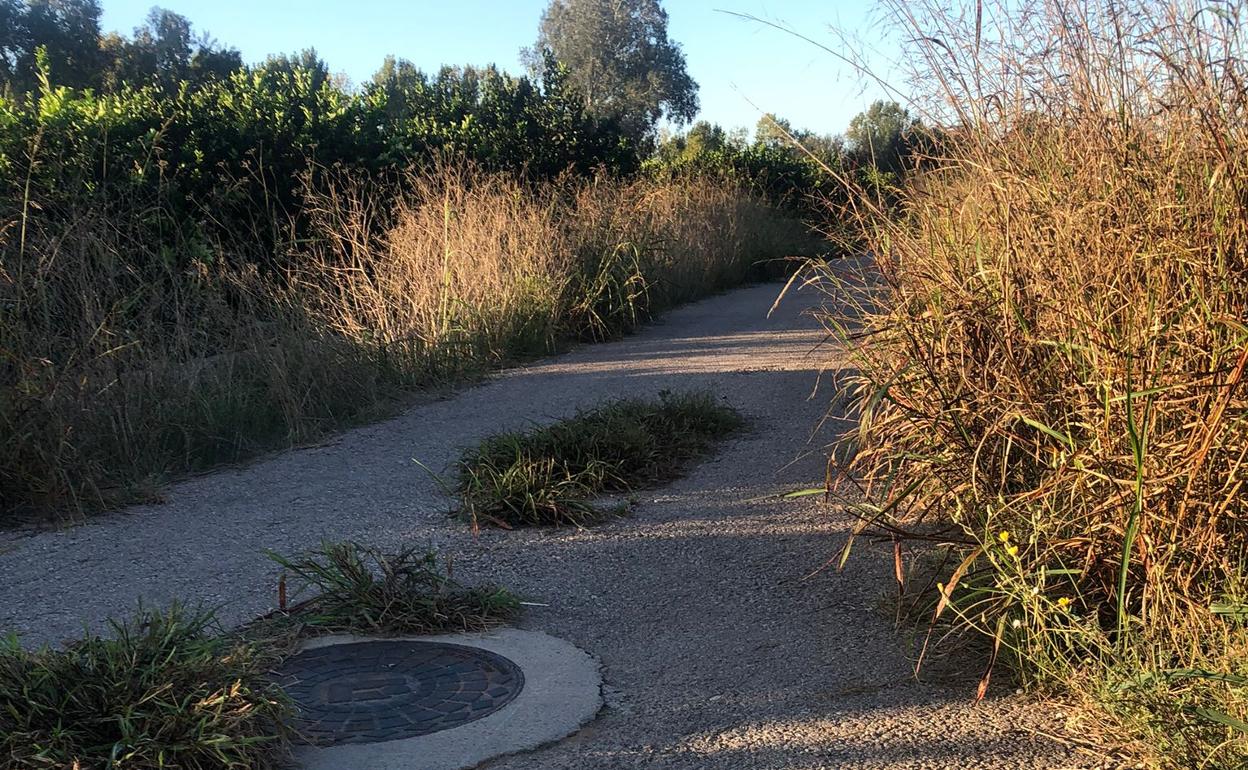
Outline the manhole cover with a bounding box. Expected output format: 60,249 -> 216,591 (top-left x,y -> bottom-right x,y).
276,640 -> 525,746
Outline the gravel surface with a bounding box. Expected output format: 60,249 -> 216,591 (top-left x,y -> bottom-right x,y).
0,276 -> 1095,769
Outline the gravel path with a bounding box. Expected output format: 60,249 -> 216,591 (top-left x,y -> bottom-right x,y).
0,277 -> 1092,769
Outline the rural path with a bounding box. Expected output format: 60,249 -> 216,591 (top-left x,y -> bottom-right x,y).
0,272 -> 1090,769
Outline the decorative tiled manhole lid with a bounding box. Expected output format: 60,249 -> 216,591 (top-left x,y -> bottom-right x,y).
276,640 -> 525,746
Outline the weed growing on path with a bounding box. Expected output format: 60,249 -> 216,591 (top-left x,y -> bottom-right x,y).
265,541 -> 520,635
456,390 -> 744,527
0,544 -> 520,768
0,604 -> 290,770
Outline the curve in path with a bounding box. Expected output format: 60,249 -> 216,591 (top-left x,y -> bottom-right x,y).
0,278 -> 1085,769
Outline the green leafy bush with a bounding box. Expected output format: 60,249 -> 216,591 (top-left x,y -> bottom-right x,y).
0,53 -> 634,272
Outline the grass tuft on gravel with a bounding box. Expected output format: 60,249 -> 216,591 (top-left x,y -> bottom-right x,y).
0,604 -> 290,770
265,541 -> 520,635
0,543 -> 517,769
456,390 -> 744,527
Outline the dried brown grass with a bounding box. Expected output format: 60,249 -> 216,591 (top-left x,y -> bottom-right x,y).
811,1 -> 1248,766
0,166 -> 812,520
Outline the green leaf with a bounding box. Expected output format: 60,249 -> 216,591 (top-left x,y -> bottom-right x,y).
1187,706 -> 1248,735
782,488 -> 826,499
1020,414 -> 1075,451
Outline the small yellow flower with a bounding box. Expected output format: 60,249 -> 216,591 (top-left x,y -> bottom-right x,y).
1006,544 -> 1019,557
1057,597 -> 1072,609
998,530 -> 1011,543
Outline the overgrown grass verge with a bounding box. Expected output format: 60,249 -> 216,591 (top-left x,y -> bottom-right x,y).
457,390 -> 744,526
814,1 -> 1248,766
0,604 -> 290,770
0,542 -> 517,768
264,541 -> 520,636
1,165 -> 814,523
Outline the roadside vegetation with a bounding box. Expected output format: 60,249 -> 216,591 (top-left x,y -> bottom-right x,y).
0,541 -> 512,768
0,0 -> 863,522
265,542 -> 520,635
0,605 -> 290,769
457,390 -> 744,526
818,0 -> 1248,766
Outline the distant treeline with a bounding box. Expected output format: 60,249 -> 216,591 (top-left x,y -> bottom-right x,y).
0,0 -> 923,274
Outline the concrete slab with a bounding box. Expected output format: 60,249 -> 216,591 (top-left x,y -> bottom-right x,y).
294,629 -> 603,770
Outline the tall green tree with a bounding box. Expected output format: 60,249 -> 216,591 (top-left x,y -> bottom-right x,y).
754,113 -> 794,149
845,100 -> 916,174
0,0 -> 24,91
524,0 -> 697,144
6,0 -> 103,93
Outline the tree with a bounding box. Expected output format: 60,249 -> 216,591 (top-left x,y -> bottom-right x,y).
98,7 -> 240,93
188,34 -> 242,85
845,100 -> 916,174
261,48 -> 331,91
524,0 -> 697,144
370,55 -> 426,122
7,0 -> 103,93
126,7 -> 192,91
0,0 -> 24,92
752,113 -> 844,168
754,113 -> 793,149
683,120 -> 724,155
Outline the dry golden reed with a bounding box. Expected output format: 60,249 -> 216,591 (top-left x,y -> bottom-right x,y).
813,1 -> 1248,765
0,165 -> 809,519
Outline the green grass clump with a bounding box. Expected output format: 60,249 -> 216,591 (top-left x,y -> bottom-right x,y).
0,604 -> 289,770
456,390 -> 744,526
266,541 -> 520,635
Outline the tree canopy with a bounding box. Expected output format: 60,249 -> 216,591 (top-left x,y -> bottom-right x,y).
845,100 -> 917,174
0,0 -> 241,96
524,0 -> 697,144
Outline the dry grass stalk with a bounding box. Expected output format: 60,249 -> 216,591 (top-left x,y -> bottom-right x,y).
0,164 -> 810,519
811,1 -> 1248,765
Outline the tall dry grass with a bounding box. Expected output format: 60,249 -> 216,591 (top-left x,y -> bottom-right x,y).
0,166 -> 811,520
813,0 -> 1248,765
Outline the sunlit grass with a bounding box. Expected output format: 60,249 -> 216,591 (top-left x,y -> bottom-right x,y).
814,0 -> 1248,765
264,541 -> 520,635
1,166 -> 810,521
0,605 -> 291,770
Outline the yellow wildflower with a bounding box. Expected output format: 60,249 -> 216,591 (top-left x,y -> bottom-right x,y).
998,530 -> 1011,543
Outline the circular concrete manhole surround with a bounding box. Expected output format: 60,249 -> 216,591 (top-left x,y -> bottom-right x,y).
291,630 -> 602,770
277,640 -> 525,745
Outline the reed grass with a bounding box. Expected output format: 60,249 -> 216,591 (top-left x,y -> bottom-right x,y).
812,1 -> 1248,765
0,165 -> 810,521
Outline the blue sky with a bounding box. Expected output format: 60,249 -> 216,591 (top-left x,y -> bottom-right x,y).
98,1 -> 901,137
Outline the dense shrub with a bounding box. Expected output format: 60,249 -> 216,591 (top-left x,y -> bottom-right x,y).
0,166 -> 808,519
0,53 -> 634,271
819,0 -> 1248,765
646,140 -> 834,210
